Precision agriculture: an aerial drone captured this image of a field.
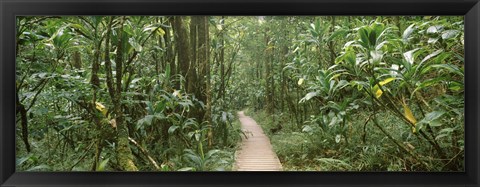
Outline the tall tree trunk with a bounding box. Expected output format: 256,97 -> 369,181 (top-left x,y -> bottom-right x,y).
328,16 -> 337,65
219,16 -> 226,107
189,17 -> 199,95
165,17 -> 177,89
280,45 -> 288,113
173,17 -> 191,91
191,16 -> 212,146
16,93 -> 30,153
264,27 -> 273,115
90,26 -> 103,171
197,16 -> 212,147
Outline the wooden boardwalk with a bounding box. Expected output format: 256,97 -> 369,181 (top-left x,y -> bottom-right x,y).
234,111 -> 283,171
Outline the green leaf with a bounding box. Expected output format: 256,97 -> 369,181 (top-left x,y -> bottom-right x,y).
335,134 -> 341,143
428,37 -> 439,44
96,158 -> 110,171
145,101 -> 154,115
428,120 -> 443,127
128,37 -> 142,52
412,77 -> 447,96
195,132 -> 201,141
302,125 -> 314,134
368,29 -> 377,47
168,125 -> 180,134
155,101 -> 167,113
417,111 -> 445,127
131,77 -> 142,84
430,64 -> 464,76
423,111 -> 445,122
328,116 -> 338,127
435,133 -> 449,140
16,155 -> 32,166
420,49 -> 443,64
178,167 -> 195,171
137,115 -> 155,129
402,24 -> 416,41
370,50 -> 383,64
221,112 -> 228,123
427,25 -> 443,34
205,149 -> 221,159
448,81 -> 464,92
403,48 -> 420,64
26,164 -> 51,171
327,29 -> 347,42
441,30 -> 460,40
299,92 -> 318,103
165,63 -> 171,78
358,27 -> 370,48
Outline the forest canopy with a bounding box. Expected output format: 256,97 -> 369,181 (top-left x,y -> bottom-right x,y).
16,16 -> 464,171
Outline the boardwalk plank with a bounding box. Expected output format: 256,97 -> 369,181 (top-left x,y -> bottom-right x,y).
234,111 -> 283,171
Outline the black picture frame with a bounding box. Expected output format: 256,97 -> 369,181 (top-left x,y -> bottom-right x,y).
1,0 -> 479,186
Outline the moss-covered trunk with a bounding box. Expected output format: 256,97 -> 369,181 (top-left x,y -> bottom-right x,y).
104,16 -> 138,171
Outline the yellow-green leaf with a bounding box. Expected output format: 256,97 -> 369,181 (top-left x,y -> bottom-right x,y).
402,99 -> 417,127
375,87 -> 383,98
95,102 -> 108,116
298,78 -> 304,86
373,77 -> 395,98
379,77 -> 395,86
157,28 -> 166,36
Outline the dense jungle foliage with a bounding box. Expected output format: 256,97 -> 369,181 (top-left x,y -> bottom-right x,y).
16,16 -> 464,171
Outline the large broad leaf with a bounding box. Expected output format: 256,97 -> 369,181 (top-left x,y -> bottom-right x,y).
128,37 -> 143,52
441,30 -> 460,40
403,48 -> 421,64
299,92 -> 318,103
369,23 -> 385,47
205,149 -> 221,159
358,27 -> 370,49
168,125 -> 180,134
327,29 -> 347,42
145,101 -> 154,115
420,49 -> 443,64
370,50 -> 383,65
344,50 -> 357,66
427,25 -> 443,34
155,100 -> 167,113
137,115 -> 155,129
402,24 -> 416,42
430,64 -> 464,76
418,111 -> 445,127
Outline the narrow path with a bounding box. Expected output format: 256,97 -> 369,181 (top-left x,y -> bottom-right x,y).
234,111 -> 283,171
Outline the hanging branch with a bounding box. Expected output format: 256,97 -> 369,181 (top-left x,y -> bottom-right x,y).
128,137 -> 161,170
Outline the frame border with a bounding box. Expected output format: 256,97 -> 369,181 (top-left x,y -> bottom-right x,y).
1,0 -> 479,186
